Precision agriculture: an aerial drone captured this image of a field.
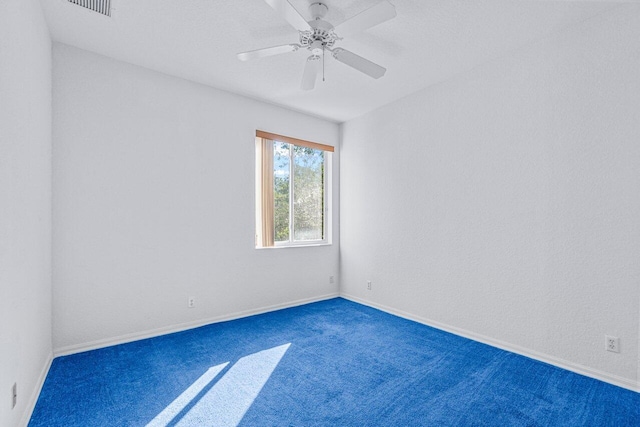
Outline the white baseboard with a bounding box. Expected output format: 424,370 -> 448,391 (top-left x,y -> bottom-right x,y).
48,292 -> 639,393
54,293 -> 340,357
19,351 -> 53,427
341,293 -> 639,393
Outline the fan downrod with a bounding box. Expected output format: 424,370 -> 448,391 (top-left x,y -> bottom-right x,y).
309,2 -> 328,20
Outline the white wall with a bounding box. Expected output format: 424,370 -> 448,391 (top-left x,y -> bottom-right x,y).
341,5 -> 640,390
52,44 -> 340,353
0,0 -> 53,425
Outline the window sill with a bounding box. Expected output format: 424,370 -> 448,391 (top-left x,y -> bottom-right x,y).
256,242 -> 332,250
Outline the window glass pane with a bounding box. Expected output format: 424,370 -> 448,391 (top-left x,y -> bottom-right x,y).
293,145 -> 324,241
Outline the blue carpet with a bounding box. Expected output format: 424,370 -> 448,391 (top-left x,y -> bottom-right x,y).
30,298 -> 639,426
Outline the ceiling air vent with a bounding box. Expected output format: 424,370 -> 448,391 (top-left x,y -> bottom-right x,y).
68,0 -> 111,17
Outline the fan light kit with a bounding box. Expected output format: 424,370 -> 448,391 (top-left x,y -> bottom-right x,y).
237,0 -> 396,90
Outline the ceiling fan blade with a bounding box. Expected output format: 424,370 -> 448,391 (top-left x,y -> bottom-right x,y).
301,56 -> 321,90
264,0 -> 311,32
332,48 -> 386,79
333,1 -> 396,37
237,44 -> 299,61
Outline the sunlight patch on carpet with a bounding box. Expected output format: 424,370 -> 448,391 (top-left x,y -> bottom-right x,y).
146,343 -> 291,427
146,363 -> 229,427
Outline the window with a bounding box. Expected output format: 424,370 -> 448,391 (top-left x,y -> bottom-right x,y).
255,131 -> 333,248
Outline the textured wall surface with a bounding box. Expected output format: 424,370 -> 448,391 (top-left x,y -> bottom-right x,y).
52,44 -> 340,353
0,0 -> 53,425
341,5 -> 640,389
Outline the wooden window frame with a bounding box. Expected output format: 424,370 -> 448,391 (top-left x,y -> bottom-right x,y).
255,131 -> 333,248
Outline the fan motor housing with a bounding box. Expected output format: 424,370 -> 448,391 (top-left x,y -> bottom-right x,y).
301,21 -> 336,48
299,2 -> 337,49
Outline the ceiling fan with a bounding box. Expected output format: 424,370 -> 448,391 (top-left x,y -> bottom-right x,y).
237,0 -> 396,90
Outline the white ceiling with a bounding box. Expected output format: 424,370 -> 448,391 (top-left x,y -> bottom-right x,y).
40,0 -> 623,122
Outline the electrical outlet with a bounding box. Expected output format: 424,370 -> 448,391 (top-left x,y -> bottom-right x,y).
367,280 -> 372,290
188,297 -> 195,308
605,335 -> 619,353
12,383 -> 17,409
329,276 -> 335,284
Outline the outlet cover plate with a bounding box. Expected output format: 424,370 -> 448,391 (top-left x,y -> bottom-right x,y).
605,335 -> 619,353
